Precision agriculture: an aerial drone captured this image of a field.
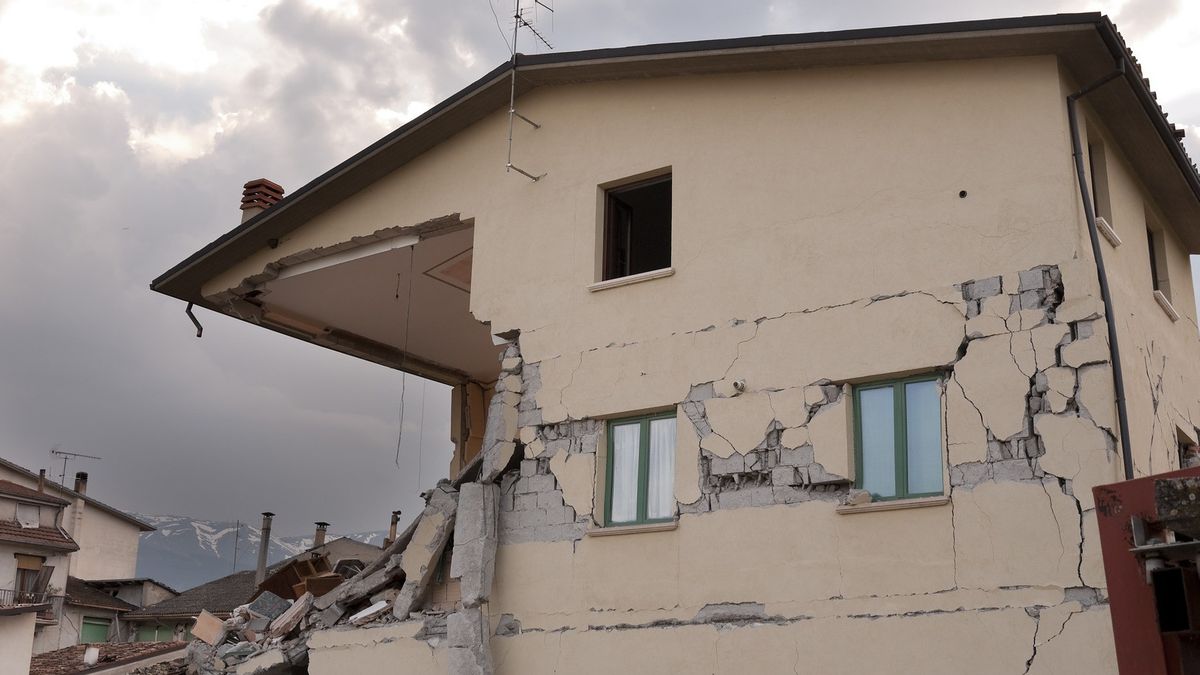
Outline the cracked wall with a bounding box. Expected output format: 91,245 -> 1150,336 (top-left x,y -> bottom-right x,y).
474,262 -> 1121,675
234,56 -> 1200,675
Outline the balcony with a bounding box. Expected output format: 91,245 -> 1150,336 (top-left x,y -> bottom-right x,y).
0,588 -> 64,623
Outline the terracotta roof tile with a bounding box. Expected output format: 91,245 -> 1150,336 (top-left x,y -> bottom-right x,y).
0,520 -> 78,552
0,479 -> 69,505
29,641 -> 186,675
65,577 -> 138,612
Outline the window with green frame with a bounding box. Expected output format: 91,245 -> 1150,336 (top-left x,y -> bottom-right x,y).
853,375 -> 943,500
605,412 -> 677,525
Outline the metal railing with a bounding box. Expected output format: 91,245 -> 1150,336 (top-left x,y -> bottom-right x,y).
0,588 -> 64,622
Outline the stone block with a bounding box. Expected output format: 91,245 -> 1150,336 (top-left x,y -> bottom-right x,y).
525,473 -> 556,493
501,357 -> 522,371
949,461 -> 989,487
536,490 -> 564,509
991,458 -> 1035,482
514,493 -> 537,511
780,445 -> 814,466
1020,290 -> 1043,310
709,454 -> 745,475
520,459 -> 537,477
1018,268 -> 1045,292
968,276 -> 1002,299
771,466 -> 798,486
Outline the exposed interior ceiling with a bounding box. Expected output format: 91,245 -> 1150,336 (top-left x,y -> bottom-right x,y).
258,226 -> 501,383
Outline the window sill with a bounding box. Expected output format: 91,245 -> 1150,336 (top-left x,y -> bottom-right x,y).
586,520 -> 678,537
1154,290 -> 1181,322
1095,216 -> 1122,247
588,267 -> 674,292
835,495 -> 950,515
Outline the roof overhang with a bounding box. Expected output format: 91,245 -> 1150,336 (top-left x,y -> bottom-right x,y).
152,13 -> 1200,321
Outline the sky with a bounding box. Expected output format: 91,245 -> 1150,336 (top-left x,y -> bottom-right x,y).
0,0 -> 1197,537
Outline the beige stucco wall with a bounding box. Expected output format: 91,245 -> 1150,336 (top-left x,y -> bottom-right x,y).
1078,111 -> 1200,476
0,612 -> 36,675
205,54 -> 1200,673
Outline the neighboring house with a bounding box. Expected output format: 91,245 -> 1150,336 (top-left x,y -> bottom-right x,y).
0,458 -> 170,654
124,535 -> 381,641
152,13 -> 1200,675
0,459 -> 155,580
0,479 -> 76,672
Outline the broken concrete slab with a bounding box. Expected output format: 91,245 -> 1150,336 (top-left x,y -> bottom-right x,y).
193,610 -> 227,646
267,592 -> 312,639
1060,333 -> 1109,368
347,599 -> 391,626
247,592 -> 290,621
807,392 -> 850,479
393,485 -> 459,619
451,481 -> 499,608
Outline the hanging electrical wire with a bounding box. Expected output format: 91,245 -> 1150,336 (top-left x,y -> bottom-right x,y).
393,247 -> 416,468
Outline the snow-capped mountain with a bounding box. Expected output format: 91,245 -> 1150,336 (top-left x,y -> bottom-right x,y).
134,514 -> 385,591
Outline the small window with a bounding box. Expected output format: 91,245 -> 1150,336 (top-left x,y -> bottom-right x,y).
1147,225 -> 1171,301
1087,141 -> 1112,224
602,174 -> 671,281
854,376 -> 943,500
605,412 -> 676,525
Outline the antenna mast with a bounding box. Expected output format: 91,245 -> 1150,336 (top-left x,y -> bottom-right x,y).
49,447 -> 103,486
504,0 -> 552,181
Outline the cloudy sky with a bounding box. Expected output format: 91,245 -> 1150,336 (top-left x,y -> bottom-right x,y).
0,0 -> 1196,538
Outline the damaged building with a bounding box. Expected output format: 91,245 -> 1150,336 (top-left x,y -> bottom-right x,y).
150,14 -> 1200,674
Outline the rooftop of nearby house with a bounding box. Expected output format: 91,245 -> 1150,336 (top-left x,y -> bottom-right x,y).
29,641 -> 186,675
83,577 -> 181,596
0,520 -> 78,552
0,457 -> 154,532
64,576 -> 138,612
122,569 -> 258,620
0,479 -> 70,506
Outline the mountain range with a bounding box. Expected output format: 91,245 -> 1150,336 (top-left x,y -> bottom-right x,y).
134,514 -> 386,591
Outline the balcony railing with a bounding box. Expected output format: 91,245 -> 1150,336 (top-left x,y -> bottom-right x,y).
0,588 -> 64,622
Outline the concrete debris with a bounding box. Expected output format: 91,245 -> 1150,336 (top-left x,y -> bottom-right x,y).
392,484 -> 460,619
450,482 -> 499,607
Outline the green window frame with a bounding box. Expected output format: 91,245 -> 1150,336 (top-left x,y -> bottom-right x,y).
80,616 -> 112,643
604,412 -> 677,526
853,374 -> 944,501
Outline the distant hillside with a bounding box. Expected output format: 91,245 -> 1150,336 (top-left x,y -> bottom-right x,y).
134,514 -> 386,591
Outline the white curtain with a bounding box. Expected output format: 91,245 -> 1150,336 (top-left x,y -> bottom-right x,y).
646,418 -> 676,520
610,423 -> 640,523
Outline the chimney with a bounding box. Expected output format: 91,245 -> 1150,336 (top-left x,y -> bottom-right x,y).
73,471 -> 88,495
240,179 -> 284,223
384,510 -> 401,547
313,522 -> 329,548
38,469 -> 46,492
255,512 -> 274,585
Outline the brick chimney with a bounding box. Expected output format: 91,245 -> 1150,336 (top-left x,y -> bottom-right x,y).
38,469 -> 46,492
73,471 -> 88,495
313,521 -> 329,548
240,179 -> 284,223
255,512 -> 274,585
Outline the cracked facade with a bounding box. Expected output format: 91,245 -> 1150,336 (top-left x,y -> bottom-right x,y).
153,16 -> 1200,675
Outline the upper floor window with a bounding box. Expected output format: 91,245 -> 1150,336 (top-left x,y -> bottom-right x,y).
605,412 -> 676,525
602,174 -> 671,281
1147,224 -> 1172,301
1088,140 -> 1112,225
854,376 -> 943,501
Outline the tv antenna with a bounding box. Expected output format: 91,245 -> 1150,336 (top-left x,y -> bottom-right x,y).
49,446 -> 103,487
502,0 -> 553,182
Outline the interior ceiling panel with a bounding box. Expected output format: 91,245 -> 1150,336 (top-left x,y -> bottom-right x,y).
261,227 -> 502,382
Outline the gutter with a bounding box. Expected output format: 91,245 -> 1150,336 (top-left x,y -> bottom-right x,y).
1065,62 -> 1135,480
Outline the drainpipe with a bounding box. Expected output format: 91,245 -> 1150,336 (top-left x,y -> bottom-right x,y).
255,512 -> 274,585
1065,60 -> 1135,480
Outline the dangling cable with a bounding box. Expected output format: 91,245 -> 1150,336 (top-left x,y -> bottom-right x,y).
394,247 -> 416,468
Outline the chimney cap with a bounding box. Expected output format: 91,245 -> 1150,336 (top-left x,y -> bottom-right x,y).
315,521 -> 330,528
262,511 -> 275,518
75,471 -> 88,480
241,179 -> 284,213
